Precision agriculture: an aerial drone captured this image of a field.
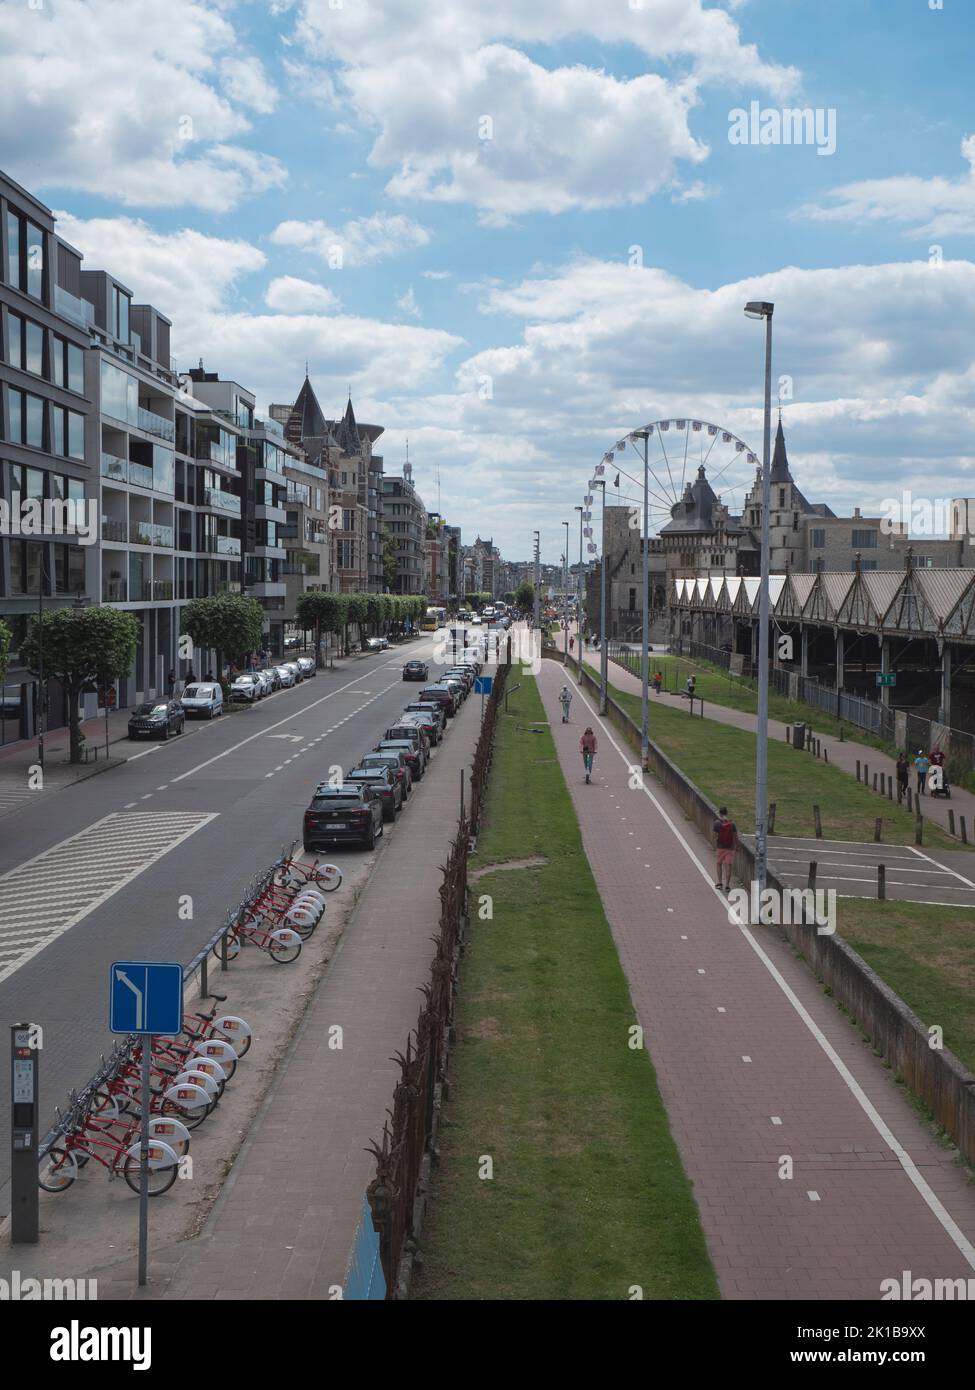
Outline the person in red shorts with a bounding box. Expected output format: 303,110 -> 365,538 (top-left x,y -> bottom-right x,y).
713,806 -> 737,891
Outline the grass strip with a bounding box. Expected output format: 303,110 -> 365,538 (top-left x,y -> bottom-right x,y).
411,673 -> 719,1301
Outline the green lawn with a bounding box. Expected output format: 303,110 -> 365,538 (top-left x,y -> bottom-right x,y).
592,664 -> 954,850
411,674 -> 719,1302
834,900 -> 975,1075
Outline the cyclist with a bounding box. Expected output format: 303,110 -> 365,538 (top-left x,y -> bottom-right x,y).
580,728 -> 597,783
559,685 -> 573,723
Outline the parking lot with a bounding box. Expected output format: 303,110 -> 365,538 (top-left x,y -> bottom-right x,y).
742,833 -> 975,907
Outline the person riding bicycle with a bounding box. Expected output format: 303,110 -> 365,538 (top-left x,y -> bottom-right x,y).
580,728 -> 597,783
559,685 -> 573,723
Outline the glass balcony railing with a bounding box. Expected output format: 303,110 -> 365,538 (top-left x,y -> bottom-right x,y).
153,524 -> 174,548
128,461 -> 154,489
102,579 -> 127,602
131,521 -> 154,545
101,518 -> 127,543
137,406 -> 175,442
202,488 -> 241,515
153,581 -> 174,601
55,285 -> 95,328
101,452 -> 128,484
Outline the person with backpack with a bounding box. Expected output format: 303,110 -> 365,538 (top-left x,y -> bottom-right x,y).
895,752 -> 909,802
713,807 -> 737,891
685,674 -> 697,700
559,685 -> 573,723
580,727 -> 597,783
914,749 -> 929,796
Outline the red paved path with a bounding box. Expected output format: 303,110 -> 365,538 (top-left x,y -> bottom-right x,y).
542,658 -> 975,1300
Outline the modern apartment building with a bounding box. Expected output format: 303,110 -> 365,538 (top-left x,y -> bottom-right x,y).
1,172 -> 95,744
382,462 -> 426,594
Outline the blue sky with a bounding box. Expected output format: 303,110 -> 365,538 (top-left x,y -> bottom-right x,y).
2,0 -> 974,562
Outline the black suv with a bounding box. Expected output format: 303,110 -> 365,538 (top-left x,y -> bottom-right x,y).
303,784 -> 384,850
128,699 -> 185,740
346,764 -> 403,821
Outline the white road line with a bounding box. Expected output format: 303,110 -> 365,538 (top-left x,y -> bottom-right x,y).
908,843 -> 975,889
560,673 -> 975,1272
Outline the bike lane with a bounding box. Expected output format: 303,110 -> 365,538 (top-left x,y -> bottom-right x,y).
539,659 -> 975,1300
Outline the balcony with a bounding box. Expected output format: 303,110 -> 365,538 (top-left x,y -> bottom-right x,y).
102,579 -> 127,602
202,535 -> 241,557
129,461 -> 154,489
153,524 -> 174,548
202,488 -> 241,516
55,285 -> 95,328
101,452 -> 128,484
137,406 -> 175,443
101,518 -> 127,543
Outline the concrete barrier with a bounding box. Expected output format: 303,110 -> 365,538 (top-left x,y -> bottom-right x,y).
546,646 -> 975,1164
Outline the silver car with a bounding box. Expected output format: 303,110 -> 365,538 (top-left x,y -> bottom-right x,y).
276,665 -> 296,688
296,656 -> 316,679
230,674 -> 260,703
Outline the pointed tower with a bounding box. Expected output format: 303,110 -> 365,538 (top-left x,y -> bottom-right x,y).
770,415 -> 791,484
292,374 -> 329,442
335,395 -> 360,455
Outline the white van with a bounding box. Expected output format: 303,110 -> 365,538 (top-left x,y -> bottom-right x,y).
180,681 -> 224,719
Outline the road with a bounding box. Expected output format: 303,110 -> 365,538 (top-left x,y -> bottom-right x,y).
0,636 -> 457,1209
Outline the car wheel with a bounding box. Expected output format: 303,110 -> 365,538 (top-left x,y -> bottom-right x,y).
365,824 -> 376,850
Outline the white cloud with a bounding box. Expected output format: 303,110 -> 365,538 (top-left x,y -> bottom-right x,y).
269,213 -> 431,267
264,276 -> 342,312
0,0 -> 284,209
798,134 -> 975,239
396,287 -> 421,319
421,270 -> 453,280
289,0 -> 797,218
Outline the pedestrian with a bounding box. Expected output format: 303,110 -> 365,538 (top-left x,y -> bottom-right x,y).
559,684 -> 573,723
569,635 -> 575,654
713,806 -> 737,892
185,666 -> 197,684
685,673 -> 697,700
166,668 -> 176,696
653,670 -> 663,695
914,748 -> 929,796
580,727 -> 597,784
895,752 -> 909,802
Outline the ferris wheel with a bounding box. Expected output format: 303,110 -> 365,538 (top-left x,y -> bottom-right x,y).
581,417 -> 761,556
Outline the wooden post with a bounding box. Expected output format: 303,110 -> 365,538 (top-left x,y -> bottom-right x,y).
962,816 -> 968,845
786,725 -> 792,745
856,759 -> 861,781
864,763 -> 869,788
808,861 -> 817,892
887,776 -> 892,801
768,802 -> 777,835
872,772 -> 878,792
839,726 -> 844,742
824,747 -> 828,764
949,808 -> 956,836
878,864 -> 886,900
874,816 -> 882,843
907,787 -> 913,813
915,810 -> 923,846
813,805 -> 822,839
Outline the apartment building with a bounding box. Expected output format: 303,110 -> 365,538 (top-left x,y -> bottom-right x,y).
383,462 -> 426,594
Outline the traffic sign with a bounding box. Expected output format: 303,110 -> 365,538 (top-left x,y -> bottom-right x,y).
875,672 -> 897,687
474,675 -> 494,695
110,961 -> 183,1036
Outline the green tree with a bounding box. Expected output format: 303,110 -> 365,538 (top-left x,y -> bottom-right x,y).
0,617 -> 11,687
20,607 -> 139,764
346,593 -> 368,652
295,591 -> 344,667
181,593 -> 264,683
515,581 -> 535,613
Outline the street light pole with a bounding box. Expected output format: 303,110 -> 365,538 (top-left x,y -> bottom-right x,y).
574,504 -> 584,684
633,429 -> 650,769
745,301 -> 775,895
589,478 -> 608,714
562,521 -> 569,664
532,530 -> 540,631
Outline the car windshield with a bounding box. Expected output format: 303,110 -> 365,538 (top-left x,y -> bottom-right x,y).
183,686 -> 213,699
235,676 -> 255,684
312,795 -> 362,808
133,703 -> 167,716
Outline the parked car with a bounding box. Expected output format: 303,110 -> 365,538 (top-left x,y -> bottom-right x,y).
180,682 -> 224,720
128,699 -> 185,740
261,667 -> 281,692
445,667 -> 475,692
439,675 -> 467,705
345,764 -> 402,821
385,723 -> 431,762
303,783 -> 384,850
403,659 -> 429,681
275,665 -> 296,688
402,704 -> 445,744
296,656 -> 316,678
376,739 -> 425,781
365,636 -> 389,652
281,660 -> 303,683
360,749 -> 413,798
230,674 -> 261,703
419,684 -> 458,718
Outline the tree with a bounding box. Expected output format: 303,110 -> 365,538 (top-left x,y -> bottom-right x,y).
0,617 -> 11,687
181,593 -> 264,682
345,593 -> 368,652
515,581 -> 535,613
20,607 -> 138,764
295,591 -> 344,667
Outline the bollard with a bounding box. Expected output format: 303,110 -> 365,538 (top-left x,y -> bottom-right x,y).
907,787 -> 913,813
878,864 -> 886,900
873,772 -> 878,792
865,763 -> 869,788
840,726 -> 845,742
962,816 -> 968,845
824,747 -> 828,764
874,816 -> 882,843
814,805 -> 822,839
887,776 -> 892,801
808,861 -> 817,892
769,801 -> 777,835
856,759 -> 861,782
949,809 -> 956,837
787,725 -> 791,745
915,811 -> 923,846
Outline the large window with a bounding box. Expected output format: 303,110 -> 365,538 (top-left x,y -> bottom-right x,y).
25,319 -> 43,375
25,392 -> 43,447
852,528 -> 878,549
152,444 -> 174,494
100,360 -> 139,426
6,209 -> 20,287
112,285 -> 130,343
26,222 -> 44,298
67,410 -> 85,460
6,311 -> 22,367
810,528 -> 825,548
54,543 -> 86,594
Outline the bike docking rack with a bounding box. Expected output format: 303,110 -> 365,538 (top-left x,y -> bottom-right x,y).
33,840 -> 345,1238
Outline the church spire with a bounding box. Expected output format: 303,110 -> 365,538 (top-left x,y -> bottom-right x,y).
769,415 -> 792,484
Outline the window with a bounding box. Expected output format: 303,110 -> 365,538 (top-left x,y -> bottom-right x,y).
67,343 -> 84,393
6,209 -> 21,287
852,528 -> 877,548
779,488 -> 786,507
51,404 -> 65,456
342,508 -> 355,532
55,543 -> 86,594
112,285 -> 130,343
854,558 -> 878,571
51,333 -> 64,385
26,222 -> 44,299
67,411 -> 85,460
6,311 -> 22,367
25,320 -> 43,375
809,528 -> 825,548
100,360 -> 139,426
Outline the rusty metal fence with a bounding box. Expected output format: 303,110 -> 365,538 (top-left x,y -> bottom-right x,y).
365,654 -> 509,1296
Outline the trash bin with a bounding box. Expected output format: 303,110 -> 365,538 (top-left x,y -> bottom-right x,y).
792,722 -> 806,751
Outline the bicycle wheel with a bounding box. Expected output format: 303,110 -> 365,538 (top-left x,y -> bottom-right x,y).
267,929 -> 302,964
212,931 -> 241,962
39,1146 -> 78,1192
122,1143 -> 179,1196
212,1018 -> 251,1057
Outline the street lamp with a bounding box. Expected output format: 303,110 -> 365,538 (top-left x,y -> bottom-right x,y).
629,428 -> 651,769
589,478 -> 608,713
532,530 -> 541,631
744,300 -> 774,895
562,521 -> 570,664
574,505 -> 584,684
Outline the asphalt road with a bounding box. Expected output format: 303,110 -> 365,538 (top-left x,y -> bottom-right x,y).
0,635 -> 465,1209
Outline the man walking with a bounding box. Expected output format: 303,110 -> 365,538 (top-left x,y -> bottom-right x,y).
914,749 -> 929,796
895,752 -> 909,803
559,685 -> 573,723
580,727 -> 597,783
712,806 -> 737,892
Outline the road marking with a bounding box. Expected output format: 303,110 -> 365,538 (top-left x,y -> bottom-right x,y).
808,1192 -> 821,1202
0,810 -> 218,985
0,787 -> 39,821
771,1117 -> 782,1125
908,843 -> 975,889
560,671 -> 975,1272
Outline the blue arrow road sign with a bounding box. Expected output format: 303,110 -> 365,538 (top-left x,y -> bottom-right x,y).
474,675 -> 493,695
110,961 -> 183,1036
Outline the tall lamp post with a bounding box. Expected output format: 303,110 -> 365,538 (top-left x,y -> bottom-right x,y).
574,504 -> 584,683
532,530 -> 541,631
562,521 -> 570,664
744,300 -> 775,895
629,428 -> 651,769
589,478 -> 608,713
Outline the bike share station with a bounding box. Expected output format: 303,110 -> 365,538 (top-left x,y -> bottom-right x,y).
10,1024 -> 41,1244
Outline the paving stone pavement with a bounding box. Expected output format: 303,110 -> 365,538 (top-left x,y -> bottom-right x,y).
541,657 -> 975,1301
67,694 -> 483,1301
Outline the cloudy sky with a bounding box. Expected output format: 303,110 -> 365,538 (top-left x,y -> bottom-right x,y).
2,0 -> 974,561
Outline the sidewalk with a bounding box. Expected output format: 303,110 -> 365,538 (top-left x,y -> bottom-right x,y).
72,693 -> 483,1300
599,648 -> 975,844
540,658 -> 975,1299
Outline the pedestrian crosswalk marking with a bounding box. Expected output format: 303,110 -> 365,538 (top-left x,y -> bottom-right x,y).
0,810 -> 218,985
